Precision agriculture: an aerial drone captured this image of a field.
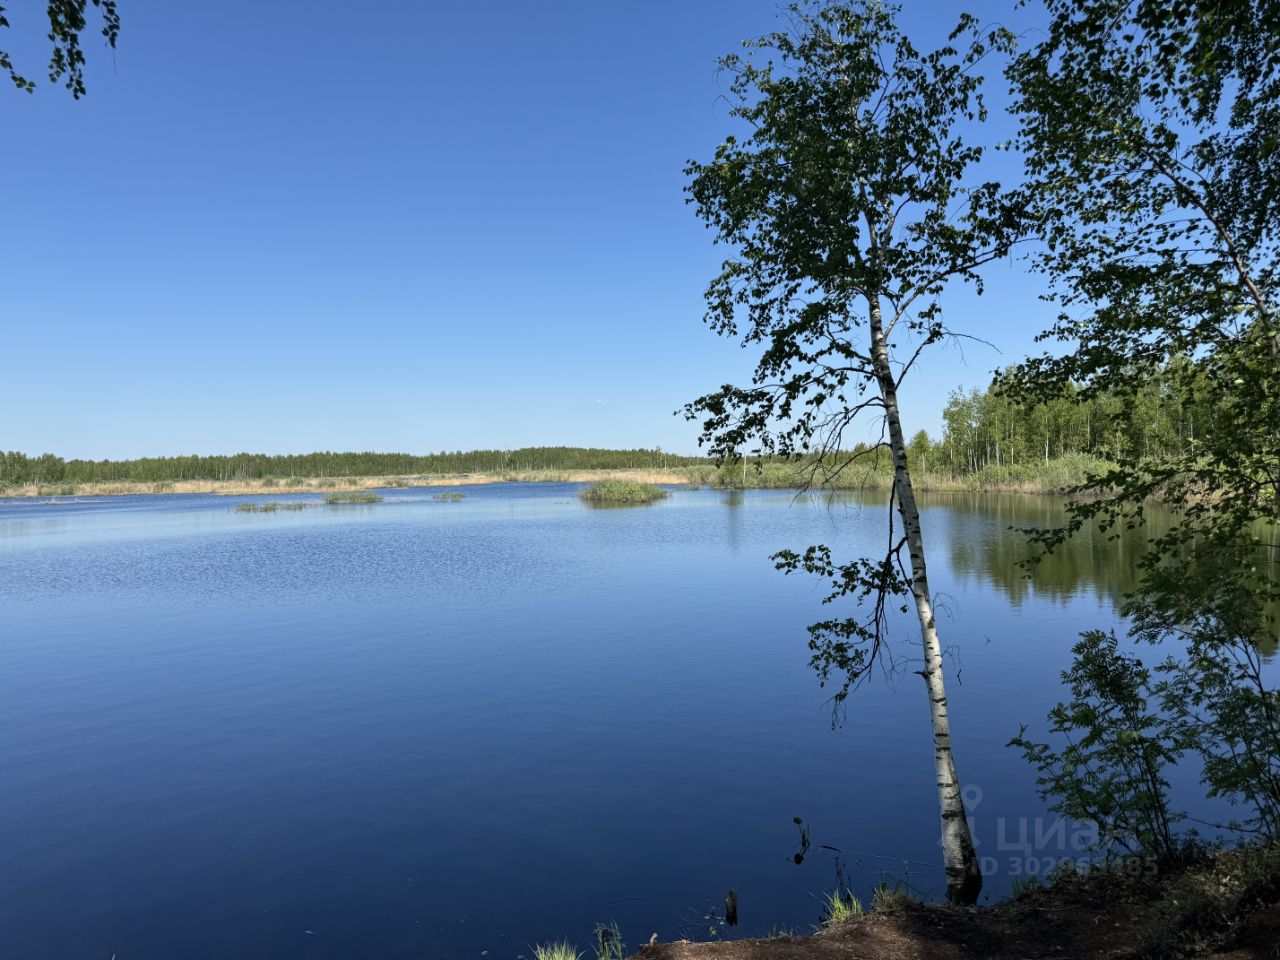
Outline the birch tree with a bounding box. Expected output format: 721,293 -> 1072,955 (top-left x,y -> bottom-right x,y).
683,0 -> 1019,905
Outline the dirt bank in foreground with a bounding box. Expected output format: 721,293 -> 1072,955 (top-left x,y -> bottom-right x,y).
632,849 -> 1280,960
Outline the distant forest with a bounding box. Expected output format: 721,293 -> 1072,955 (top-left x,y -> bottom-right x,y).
927,361 -> 1207,474
0,447 -> 708,486
2,365 -> 1208,486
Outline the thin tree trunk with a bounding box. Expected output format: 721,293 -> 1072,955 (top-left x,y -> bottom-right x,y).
870,301 -> 983,906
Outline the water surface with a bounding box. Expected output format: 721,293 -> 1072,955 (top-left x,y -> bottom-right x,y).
0,484 -> 1254,958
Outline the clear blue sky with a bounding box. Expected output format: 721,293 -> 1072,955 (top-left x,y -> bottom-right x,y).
2,0 -> 1052,460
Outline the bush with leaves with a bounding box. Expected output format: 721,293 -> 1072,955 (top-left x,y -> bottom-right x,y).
1011,630 -> 1185,860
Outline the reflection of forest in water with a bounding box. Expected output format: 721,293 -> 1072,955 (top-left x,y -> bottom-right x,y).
921,492 -> 1278,657
795,490 -> 1157,607
930,492 -> 1157,609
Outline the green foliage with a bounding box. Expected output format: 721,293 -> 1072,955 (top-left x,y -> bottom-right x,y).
773,543 -> 912,708
682,0 -> 1020,466
1010,631 -> 1185,860
1004,0 -> 1280,863
820,890 -> 863,925
1133,546 -> 1280,838
431,491 -> 466,502
1,0 -> 120,97
1000,0 -> 1280,627
234,502 -> 310,514
578,479 -> 669,504
682,0 -> 1019,713
684,0 -> 1016,906
591,921 -> 625,960
323,491 -> 382,505
0,448 -> 705,488
1009,873 -> 1042,899
531,942 -> 581,960
938,364 -> 1211,475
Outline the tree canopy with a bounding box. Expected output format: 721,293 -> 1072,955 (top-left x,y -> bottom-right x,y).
1004,0 -> 1280,850
1,0 -> 119,98
684,0 -> 1022,906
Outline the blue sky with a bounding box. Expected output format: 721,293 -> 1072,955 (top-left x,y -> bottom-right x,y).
2,0 -> 1052,459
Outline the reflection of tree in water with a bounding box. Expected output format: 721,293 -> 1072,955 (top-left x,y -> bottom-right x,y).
796,490 -> 1276,655
934,492 -> 1167,609
928,492 -> 1278,658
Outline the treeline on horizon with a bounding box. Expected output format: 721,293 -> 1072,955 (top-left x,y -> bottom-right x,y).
1,364 -> 1206,487
0,447 -> 706,486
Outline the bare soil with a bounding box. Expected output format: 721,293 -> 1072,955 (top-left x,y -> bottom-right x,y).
632,865 -> 1280,960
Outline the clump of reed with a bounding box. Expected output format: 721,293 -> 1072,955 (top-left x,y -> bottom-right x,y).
578,479 -> 670,505
821,890 -> 864,926
531,942 -> 581,960
323,491 -> 383,505
235,501 -> 311,513
432,491 -> 465,502
592,920 -> 625,959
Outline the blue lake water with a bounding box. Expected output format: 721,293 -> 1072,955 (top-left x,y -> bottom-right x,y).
0,483 -> 1255,958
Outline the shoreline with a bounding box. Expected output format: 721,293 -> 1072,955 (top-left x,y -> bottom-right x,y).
0,467 -> 1087,500
0,466 -> 1088,500
627,843 -> 1280,959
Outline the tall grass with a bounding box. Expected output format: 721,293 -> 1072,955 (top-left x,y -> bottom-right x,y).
821,890 -> 864,926
579,479 -> 670,505
531,941 -> 581,960
675,451 -> 1112,495
592,921 -> 625,960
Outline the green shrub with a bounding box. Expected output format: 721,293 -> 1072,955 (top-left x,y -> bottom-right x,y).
1010,630 -> 1185,860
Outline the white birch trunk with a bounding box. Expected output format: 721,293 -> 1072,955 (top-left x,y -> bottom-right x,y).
869,301 -> 983,906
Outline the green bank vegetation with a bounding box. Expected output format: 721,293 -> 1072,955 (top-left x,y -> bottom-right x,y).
1,365 -> 1214,499
323,491 -> 382,505
578,479 -> 670,505
234,502 -> 310,514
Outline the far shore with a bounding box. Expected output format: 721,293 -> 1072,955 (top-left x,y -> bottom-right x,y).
0,465 -> 1090,500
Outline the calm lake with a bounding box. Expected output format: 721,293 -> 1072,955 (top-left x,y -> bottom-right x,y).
0,483 -> 1262,958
